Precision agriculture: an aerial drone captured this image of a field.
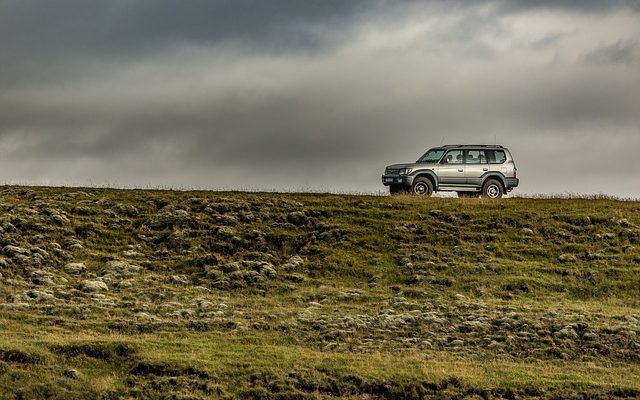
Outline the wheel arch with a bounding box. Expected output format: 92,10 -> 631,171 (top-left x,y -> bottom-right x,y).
481,173 -> 507,190
412,171 -> 438,189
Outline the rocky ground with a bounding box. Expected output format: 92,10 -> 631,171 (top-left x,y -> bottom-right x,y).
0,186 -> 638,399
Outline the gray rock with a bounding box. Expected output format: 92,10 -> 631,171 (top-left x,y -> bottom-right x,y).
449,339 -> 464,347
25,290 -> 55,302
173,209 -> 191,219
289,255 -> 304,265
555,326 -> 578,339
30,269 -> 54,284
558,254 -> 577,264
147,210 -> 192,228
78,280 -> 108,292
192,298 -> 214,309
31,247 -> 50,259
2,245 -> 29,257
65,262 -> 87,275
63,369 -> 80,379
115,279 -> 134,289
281,255 -> 305,272
213,226 -> 236,238
211,214 -> 239,226
521,228 -> 534,235
114,204 -> 140,217
32,276 -> 55,286
122,250 -> 144,258
582,332 -> 599,341
101,260 -> 141,277
166,308 -> 196,319
259,264 -> 277,279
134,312 -> 160,322
98,273 -> 115,283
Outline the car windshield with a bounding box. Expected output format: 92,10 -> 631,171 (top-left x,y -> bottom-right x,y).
417,148 -> 445,163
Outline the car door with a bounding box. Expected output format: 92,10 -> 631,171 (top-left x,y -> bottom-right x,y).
464,149 -> 488,185
436,149 -> 465,185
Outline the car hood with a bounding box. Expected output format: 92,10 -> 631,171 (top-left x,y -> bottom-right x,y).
385,162 -> 433,170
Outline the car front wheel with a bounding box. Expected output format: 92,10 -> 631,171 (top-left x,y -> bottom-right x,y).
411,177 -> 433,196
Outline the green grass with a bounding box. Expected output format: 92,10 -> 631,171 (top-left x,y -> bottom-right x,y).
0,186 -> 639,399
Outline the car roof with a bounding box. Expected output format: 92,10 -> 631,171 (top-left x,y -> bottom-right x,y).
442,144 -> 504,148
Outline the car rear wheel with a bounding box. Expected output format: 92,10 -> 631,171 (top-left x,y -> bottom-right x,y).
411,177 -> 433,196
482,179 -> 503,199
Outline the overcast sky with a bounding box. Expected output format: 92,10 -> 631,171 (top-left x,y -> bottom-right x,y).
1,1 -> 639,196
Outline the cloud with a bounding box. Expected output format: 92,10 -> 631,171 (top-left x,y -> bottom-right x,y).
497,0 -> 639,13
580,40 -> 640,64
0,1 -> 639,196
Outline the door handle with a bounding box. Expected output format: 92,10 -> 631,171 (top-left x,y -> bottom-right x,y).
483,168 -> 488,171
458,169 -> 463,172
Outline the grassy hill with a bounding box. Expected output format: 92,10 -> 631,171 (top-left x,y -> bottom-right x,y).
0,186 -> 638,399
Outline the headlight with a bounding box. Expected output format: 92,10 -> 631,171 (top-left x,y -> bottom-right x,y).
399,168 -> 412,175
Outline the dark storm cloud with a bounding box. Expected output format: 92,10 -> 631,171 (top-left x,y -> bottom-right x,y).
0,0 -> 639,195
0,0 -> 370,88
581,40 -> 640,64
496,0 -> 640,13
0,0 -> 363,54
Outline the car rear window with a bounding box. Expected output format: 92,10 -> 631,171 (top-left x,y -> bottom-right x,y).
487,150 -> 507,164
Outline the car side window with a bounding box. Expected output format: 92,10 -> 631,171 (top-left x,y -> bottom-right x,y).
466,150 -> 487,164
443,150 -> 464,164
487,150 -> 507,164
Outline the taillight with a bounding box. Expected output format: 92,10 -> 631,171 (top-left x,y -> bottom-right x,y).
514,169 -> 517,178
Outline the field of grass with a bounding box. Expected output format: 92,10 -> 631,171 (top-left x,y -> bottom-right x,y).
0,186 -> 638,399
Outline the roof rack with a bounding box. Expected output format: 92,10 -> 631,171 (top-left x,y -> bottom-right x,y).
442,144 -> 503,148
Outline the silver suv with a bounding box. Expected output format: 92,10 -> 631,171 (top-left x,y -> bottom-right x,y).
382,145 -> 519,198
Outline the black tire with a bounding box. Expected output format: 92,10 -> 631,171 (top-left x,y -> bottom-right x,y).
411,177 -> 434,196
482,179 -> 504,199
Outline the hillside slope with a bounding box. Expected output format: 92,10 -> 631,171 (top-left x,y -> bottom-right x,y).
0,186 -> 639,399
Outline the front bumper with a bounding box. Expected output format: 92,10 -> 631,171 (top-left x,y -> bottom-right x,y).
382,174 -> 414,187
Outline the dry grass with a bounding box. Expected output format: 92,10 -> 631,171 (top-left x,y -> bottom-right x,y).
0,185 -> 638,399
